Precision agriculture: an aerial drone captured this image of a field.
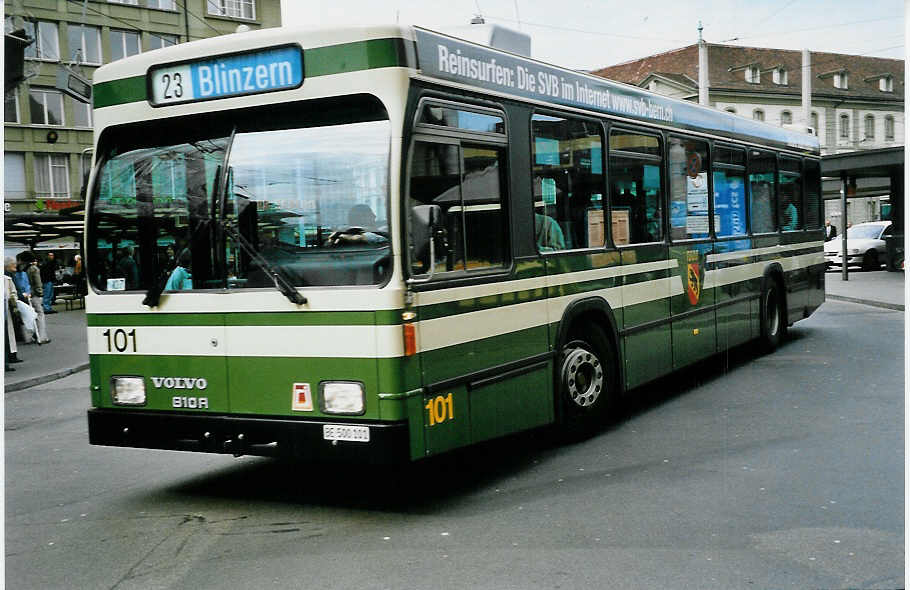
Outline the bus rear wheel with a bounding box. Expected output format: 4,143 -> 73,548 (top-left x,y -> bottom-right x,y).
557,324 -> 616,438
760,279 -> 785,352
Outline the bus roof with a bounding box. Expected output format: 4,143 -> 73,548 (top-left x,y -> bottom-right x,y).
92,24 -> 819,156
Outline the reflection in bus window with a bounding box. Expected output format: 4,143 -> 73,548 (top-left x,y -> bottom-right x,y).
749,150 -> 777,233
609,131 -> 663,245
531,114 -> 604,251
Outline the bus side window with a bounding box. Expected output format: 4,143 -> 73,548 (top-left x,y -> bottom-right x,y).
803,158 -> 822,229
748,149 -> 777,233
407,140 -> 509,276
668,136 -> 710,240
712,145 -> 748,238
530,114 -> 604,251
779,156 -> 802,231
608,130 -> 663,245
408,141 -> 463,274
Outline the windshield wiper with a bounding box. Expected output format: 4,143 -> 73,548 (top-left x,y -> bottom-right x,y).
222,220 -> 307,305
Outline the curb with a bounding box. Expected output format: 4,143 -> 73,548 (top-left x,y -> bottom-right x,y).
826,294 -> 905,312
5,363 -> 90,393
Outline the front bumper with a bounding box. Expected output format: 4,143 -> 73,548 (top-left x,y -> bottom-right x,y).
88,409 -> 410,464
824,252 -> 863,267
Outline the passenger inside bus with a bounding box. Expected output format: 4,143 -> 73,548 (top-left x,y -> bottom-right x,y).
535,211 -> 566,251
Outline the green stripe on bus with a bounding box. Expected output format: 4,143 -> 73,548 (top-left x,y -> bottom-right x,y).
94,75 -> 147,109
305,38 -> 406,77
93,38 -> 408,109
87,310 -> 400,327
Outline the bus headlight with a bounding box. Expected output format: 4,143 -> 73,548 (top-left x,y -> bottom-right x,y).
111,376 -> 146,406
321,382 -> 365,415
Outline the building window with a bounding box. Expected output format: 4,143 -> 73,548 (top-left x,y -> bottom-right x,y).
72,96 -> 92,127
810,112 -> 819,135
773,68 -> 788,85
108,0 -> 140,5
5,90 -> 19,123
834,72 -> 848,89
147,0 -> 177,8
839,114 -> 849,139
34,153 -> 70,199
23,21 -> 59,61
110,29 -> 141,61
879,76 -> 893,92
148,33 -> 178,51
28,88 -> 64,126
745,66 -> 760,84
864,115 -> 875,140
68,24 -> 102,65
885,115 -> 895,140
781,111 -> 792,125
207,0 -> 256,19
4,153 -> 27,200
753,109 -> 764,122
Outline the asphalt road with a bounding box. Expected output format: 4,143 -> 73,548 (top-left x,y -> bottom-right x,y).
5,300 -> 904,590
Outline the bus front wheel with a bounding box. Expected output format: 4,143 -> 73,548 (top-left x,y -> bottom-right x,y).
557,324 -> 617,438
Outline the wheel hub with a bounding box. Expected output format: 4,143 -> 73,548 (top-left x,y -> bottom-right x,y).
562,346 -> 604,408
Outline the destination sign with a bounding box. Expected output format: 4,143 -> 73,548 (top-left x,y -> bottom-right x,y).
149,45 -> 303,106
414,28 -> 817,153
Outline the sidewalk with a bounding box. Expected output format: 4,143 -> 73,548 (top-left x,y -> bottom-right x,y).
825,269 -> 906,311
5,302 -> 88,392
3,270 -> 906,392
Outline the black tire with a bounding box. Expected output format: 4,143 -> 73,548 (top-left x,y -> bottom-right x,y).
759,278 -> 785,352
862,250 -> 880,271
556,323 -> 617,438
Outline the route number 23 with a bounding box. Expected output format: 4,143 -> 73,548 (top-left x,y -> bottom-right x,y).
425,393 -> 454,427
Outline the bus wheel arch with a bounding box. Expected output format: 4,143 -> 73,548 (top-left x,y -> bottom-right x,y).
554,298 -> 622,437
760,265 -> 787,351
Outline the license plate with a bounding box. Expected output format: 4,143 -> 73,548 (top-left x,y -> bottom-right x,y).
323,424 -> 370,443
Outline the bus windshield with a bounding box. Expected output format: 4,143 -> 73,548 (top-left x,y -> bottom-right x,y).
88,113 -> 390,293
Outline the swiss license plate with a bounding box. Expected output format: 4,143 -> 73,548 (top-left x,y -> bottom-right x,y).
323,424 -> 370,443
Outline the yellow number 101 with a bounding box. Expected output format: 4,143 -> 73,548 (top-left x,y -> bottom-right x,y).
425,393 -> 454,426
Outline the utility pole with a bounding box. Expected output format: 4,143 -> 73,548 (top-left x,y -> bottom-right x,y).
697,21 -> 709,106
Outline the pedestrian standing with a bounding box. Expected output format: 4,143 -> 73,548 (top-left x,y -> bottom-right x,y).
24,253 -> 50,344
40,251 -> 59,314
4,258 -> 23,367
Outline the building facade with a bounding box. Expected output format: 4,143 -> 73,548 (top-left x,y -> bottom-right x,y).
4,0 -> 282,216
592,44 -> 904,226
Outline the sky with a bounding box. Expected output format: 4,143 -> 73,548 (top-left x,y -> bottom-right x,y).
281,0 -> 904,70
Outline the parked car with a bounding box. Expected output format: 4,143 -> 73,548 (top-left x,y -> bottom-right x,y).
824,221 -> 893,271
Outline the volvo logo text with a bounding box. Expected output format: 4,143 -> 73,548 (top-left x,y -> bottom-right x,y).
151,377 -> 208,390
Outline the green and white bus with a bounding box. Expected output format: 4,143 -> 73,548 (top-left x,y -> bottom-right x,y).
86,25 -> 824,463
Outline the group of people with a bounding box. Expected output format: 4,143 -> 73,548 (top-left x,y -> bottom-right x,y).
4,251 -> 84,372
